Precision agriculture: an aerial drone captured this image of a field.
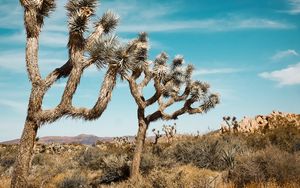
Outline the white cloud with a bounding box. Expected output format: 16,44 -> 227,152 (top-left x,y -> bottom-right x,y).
271,49 -> 299,60
259,62 -> 300,86
193,68 -> 241,76
285,0 -> 300,15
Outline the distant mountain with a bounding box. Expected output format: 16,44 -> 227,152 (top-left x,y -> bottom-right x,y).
0,134 -> 134,145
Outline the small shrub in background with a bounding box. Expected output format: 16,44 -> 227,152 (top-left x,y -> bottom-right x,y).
140,151 -> 158,175
32,153 -> 46,166
0,146 -> 17,171
98,154 -> 130,184
230,146 -> 300,187
78,147 -> 104,171
164,135 -> 246,171
147,165 -> 222,188
57,174 -> 88,188
0,155 -> 15,170
265,125 -> 300,152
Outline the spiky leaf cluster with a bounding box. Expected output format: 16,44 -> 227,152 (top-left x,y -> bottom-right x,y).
185,64 -> 194,81
89,33 -> 149,80
154,54 -> 193,97
153,52 -> 169,80
39,0 -> 56,17
201,93 -> 220,112
20,0 -> 42,8
97,11 -> 120,33
109,32 -> 149,79
89,35 -> 121,69
126,32 -> 149,71
190,81 -> 210,101
171,58 -> 186,86
66,0 -> 97,33
66,0 -> 97,15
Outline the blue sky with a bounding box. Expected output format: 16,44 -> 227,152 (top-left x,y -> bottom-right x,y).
0,0 -> 300,141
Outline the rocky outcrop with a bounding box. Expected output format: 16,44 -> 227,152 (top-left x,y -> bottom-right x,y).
220,111 -> 300,134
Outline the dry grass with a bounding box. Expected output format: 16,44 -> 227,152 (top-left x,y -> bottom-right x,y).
0,124 -> 299,187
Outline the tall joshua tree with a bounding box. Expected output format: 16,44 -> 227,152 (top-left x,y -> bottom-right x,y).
118,33 -> 220,178
12,0 -> 121,187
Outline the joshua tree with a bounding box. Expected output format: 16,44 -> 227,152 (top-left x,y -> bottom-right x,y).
152,128 -> 162,145
222,116 -> 239,133
117,33 -> 220,178
162,123 -> 177,143
12,0 -> 122,187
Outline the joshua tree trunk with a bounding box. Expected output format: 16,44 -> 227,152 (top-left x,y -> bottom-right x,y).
130,109 -> 148,179
11,119 -> 39,188
12,0 -> 122,186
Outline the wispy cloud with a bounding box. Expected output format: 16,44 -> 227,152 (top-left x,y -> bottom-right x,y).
259,62 -> 300,86
0,1 -> 23,29
0,1 -> 294,35
119,18 -> 294,33
0,31 -> 68,48
0,51 -> 66,72
284,0 -> 300,15
271,49 -> 299,61
0,99 -> 27,113
193,68 -> 241,76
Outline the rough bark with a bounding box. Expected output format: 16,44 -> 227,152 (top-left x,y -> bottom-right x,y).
11,119 -> 38,188
130,108 -> 148,179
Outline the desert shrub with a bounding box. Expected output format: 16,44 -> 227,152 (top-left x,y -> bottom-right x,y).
230,146 -> 300,187
265,125 -> 300,152
245,133 -> 270,150
140,151 -> 158,175
0,146 -> 17,170
98,154 -> 130,184
246,125 -> 300,152
164,135 -> 246,171
57,174 -> 88,188
77,147 -> 104,171
32,153 -> 46,166
0,155 -> 15,169
146,165 -> 222,188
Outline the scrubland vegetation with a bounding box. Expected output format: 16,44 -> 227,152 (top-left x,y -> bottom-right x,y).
1,121 -> 300,188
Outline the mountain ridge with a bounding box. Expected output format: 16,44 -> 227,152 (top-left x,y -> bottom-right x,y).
0,134 -> 135,145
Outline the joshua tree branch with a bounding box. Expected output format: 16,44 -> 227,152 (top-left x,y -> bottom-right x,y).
23,5 -> 43,85
138,64 -> 152,90
127,77 -> 146,108
38,66 -> 117,123
85,24 -> 104,50
44,58 -> 94,89
147,96 -> 214,122
44,60 -> 72,88
67,66 -> 117,120
145,78 -> 163,106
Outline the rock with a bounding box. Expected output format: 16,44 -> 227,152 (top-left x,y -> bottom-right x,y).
220,111 -> 300,134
